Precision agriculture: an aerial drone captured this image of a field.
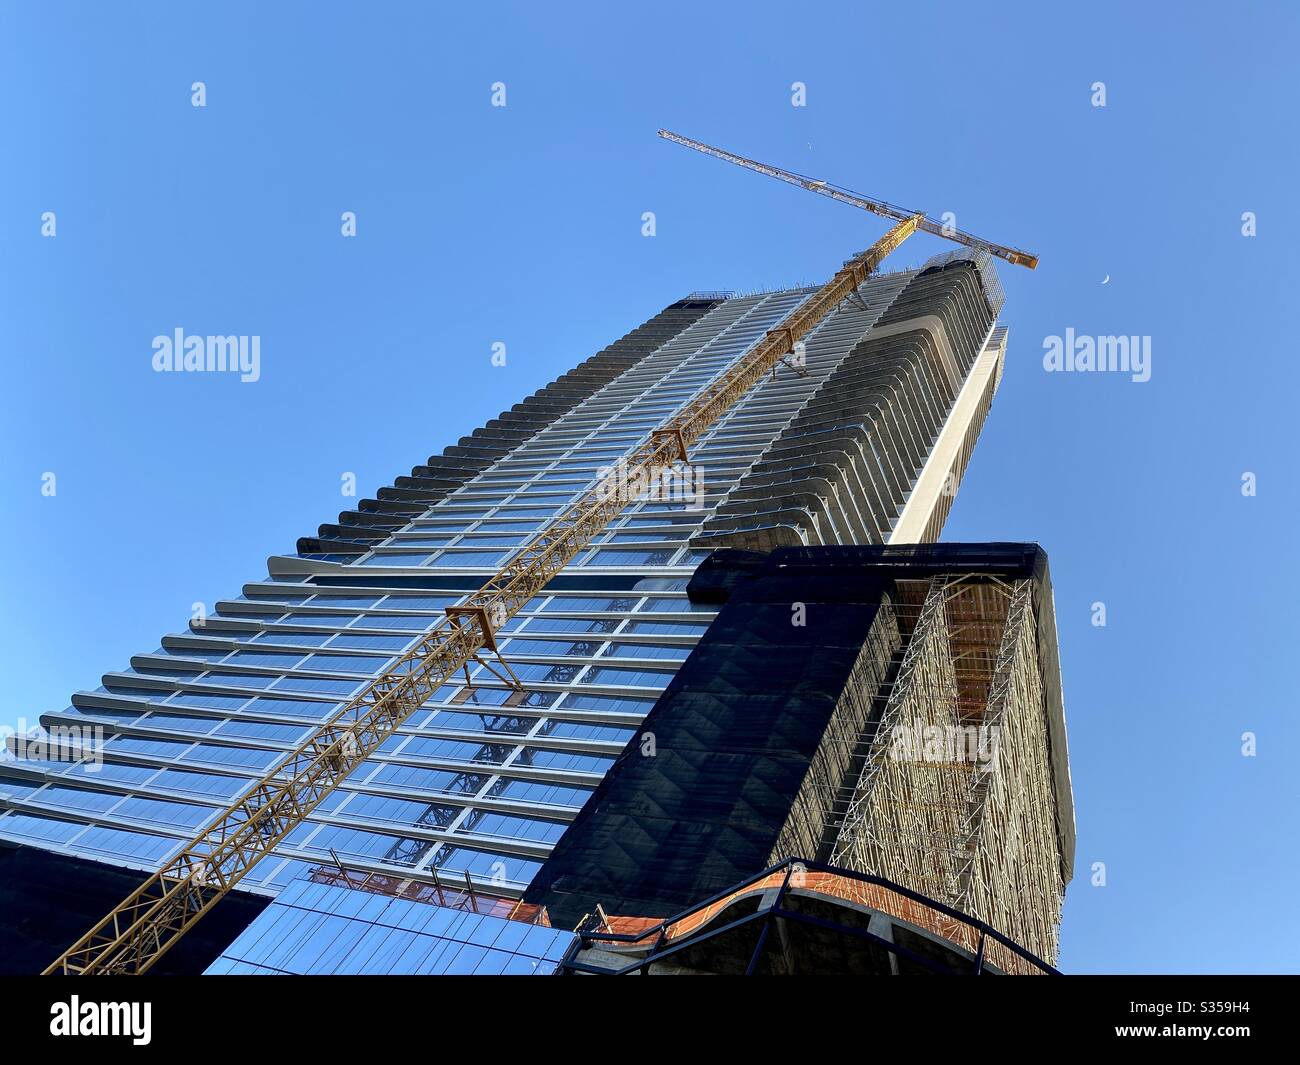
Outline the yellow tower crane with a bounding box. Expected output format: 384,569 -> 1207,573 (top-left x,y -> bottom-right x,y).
657,129 -> 1039,270
45,132 -> 1037,974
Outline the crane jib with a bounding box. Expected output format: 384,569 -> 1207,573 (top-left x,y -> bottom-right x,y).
657,129 -> 1038,270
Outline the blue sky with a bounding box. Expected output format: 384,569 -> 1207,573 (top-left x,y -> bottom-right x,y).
2,2 -> 1297,974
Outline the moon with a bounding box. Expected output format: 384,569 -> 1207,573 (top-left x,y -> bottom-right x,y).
1102,275 -> 1110,284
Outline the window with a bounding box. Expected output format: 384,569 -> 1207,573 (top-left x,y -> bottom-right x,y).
301,654 -> 391,674
192,744 -> 281,770
308,595 -> 381,607
271,676 -> 361,696
156,647 -> 226,661
327,634 -> 413,651
432,846 -> 542,885
364,763 -> 487,796
488,778 -> 593,808
624,620 -> 710,636
509,493 -> 572,504
392,737 -> 513,764
302,824 -> 432,868
357,615 -> 440,631
197,672 -> 277,689
243,697 -> 339,720
600,642 -> 690,661
536,720 -> 635,744
516,748 -> 613,773
580,666 -> 674,689
251,858 -> 320,888
678,549 -> 714,565
153,768 -> 251,798
138,712 -> 217,735
502,638 -> 600,658
335,792 -> 460,829
63,762 -> 157,786
428,550 -> 508,568
464,520 -> 537,532
461,810 -> 567,844
542,596 -> 637,613
559,692 -> 657,716
125,666 -> 202,681
165,691 -> 250,710
377,596 -> 460,610
252,631 -> 333,647
602,531 -> 678,543
638,596 -> 713,614
106,735 -> 192,758
518,616 -> 619,635
223,651 -> 307,668
583,548 -> 675,566
359,553 -> 433,567
282,614 -> 356,627
76,824 -> 179,863
216,719 -> 308,742
116,795 -> 213,829
31,785 -> 120,814
424,711 -> 534,736
445,686 -> 509,707
71,704 -> 147,722
0,813 -> 84,845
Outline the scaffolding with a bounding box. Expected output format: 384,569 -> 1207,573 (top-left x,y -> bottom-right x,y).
831,574 -> 1064,964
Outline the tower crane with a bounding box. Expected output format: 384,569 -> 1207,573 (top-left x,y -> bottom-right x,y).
657,129 -> 1038,270
45,132 -> 1037,974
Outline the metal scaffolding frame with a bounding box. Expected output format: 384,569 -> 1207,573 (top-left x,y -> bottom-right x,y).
831,574 -> 1065,965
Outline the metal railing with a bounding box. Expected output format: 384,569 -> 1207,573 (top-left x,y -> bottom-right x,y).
557,856 -> 1060,976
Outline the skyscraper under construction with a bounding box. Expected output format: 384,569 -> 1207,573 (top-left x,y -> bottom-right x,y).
0,246 -> 1073,975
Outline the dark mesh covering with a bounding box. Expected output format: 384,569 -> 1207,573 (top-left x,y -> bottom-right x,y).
525,543 -> 1068,929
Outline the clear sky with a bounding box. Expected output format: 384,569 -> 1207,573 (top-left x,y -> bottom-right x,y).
2,1 -> 1297,975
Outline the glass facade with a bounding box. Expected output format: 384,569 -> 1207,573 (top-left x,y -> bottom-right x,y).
0,264 -> 999,904
206,879 -> 575,975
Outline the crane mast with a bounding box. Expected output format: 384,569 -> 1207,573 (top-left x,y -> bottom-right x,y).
46,130 -> 1037,975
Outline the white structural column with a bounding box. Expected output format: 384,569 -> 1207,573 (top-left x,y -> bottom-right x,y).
889,327 -> 1007,545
